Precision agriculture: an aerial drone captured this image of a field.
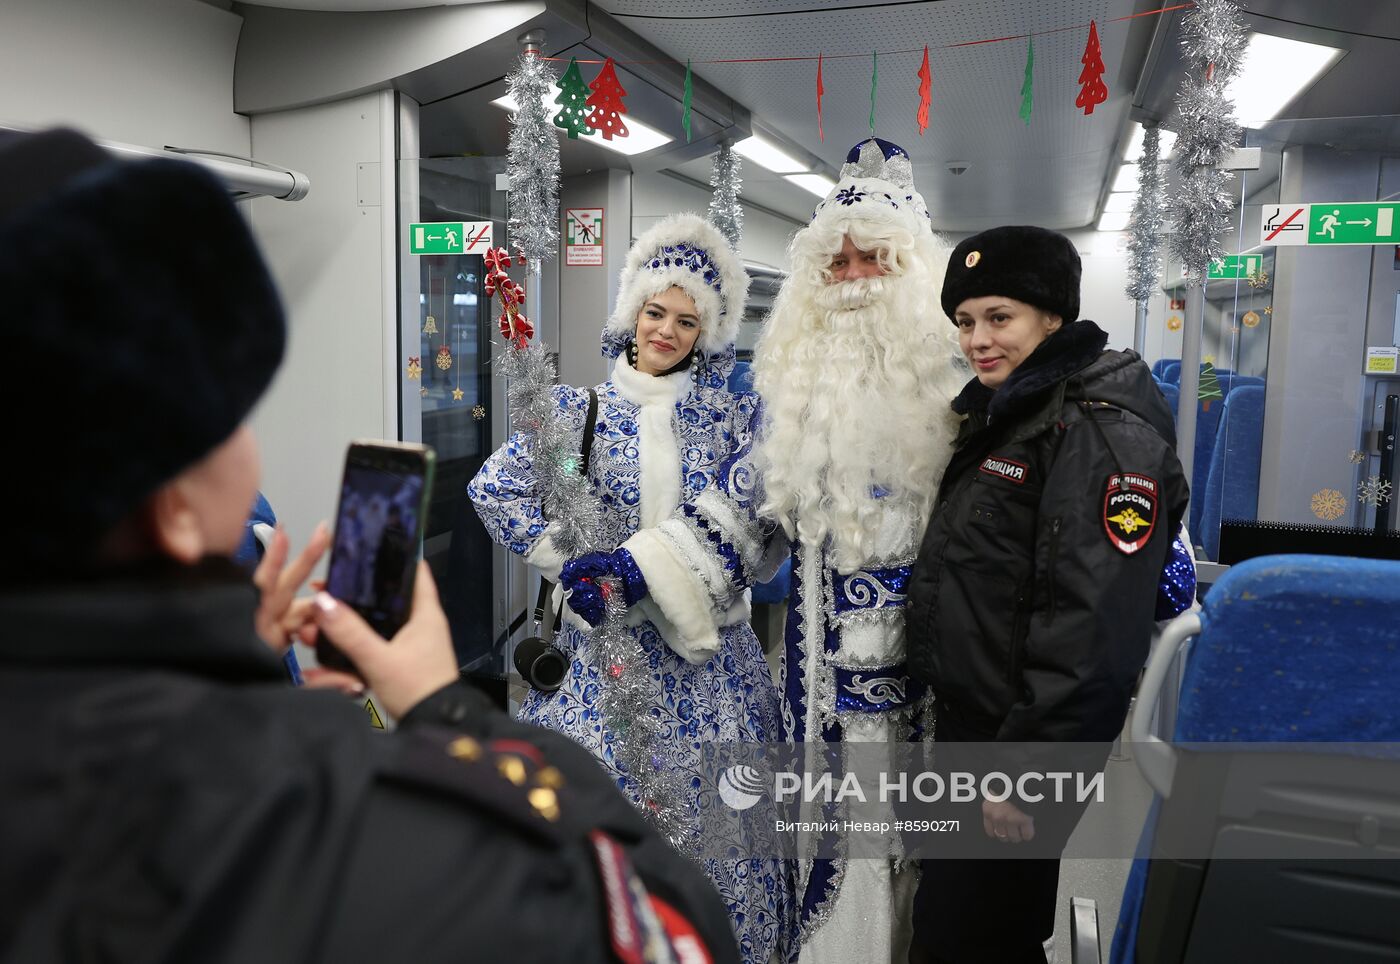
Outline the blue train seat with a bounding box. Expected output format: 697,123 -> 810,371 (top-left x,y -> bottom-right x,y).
1151,358 -> 1179,382
1198,386 -> 1266,561
1158,383 -> 1180,427
1162,362 -> 1181,386
1102,555 -> 1400,963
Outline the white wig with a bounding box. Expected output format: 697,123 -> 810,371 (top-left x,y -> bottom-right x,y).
603,213 -> 750,359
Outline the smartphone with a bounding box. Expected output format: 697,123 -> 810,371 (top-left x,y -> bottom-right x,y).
318,440 -> 436,672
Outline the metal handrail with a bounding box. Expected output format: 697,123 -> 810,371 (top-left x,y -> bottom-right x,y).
1131,610 -> 1201,797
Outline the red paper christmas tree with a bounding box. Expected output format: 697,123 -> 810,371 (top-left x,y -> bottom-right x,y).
1076,20 -> 1108,115
916,46 -> 932,135
585,57 -> 629,140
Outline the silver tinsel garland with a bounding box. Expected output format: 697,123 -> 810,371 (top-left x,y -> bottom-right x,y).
1167,0 -> 1247,285
505,51 -> 561,267
490,312 -> 692,850
1125,126 -> 1165,303
706,142 -> 744,250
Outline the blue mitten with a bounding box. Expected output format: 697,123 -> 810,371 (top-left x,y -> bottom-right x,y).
560,549 -> 649,627
1154,535 -> 1197,621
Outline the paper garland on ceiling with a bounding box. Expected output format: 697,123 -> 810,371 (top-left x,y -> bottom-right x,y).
542,5 -> 1184,143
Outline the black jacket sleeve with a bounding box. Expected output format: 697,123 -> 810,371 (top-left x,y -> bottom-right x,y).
400,682 -> 743,964
996,407 -> 1188,748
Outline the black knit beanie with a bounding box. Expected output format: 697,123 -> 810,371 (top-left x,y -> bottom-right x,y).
941,225 -> 1082,324
0,129 -> 286,571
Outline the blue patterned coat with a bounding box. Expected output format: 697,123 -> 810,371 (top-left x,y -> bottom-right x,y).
469,352 -> 791,964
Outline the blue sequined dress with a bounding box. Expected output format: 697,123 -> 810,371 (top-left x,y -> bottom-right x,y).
469,348 -> 791,964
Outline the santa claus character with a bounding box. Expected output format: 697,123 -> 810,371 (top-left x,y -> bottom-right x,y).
567,138 -> 966,962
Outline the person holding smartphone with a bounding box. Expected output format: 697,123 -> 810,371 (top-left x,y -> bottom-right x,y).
470,213 -> 790,963
0,129 -> 738,964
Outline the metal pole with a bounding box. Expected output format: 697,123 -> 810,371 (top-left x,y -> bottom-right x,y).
1176,286 -> 1205,489
1133,299 -> 1148,356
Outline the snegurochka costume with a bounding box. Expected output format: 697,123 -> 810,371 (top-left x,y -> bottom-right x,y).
469,214 -> 790,964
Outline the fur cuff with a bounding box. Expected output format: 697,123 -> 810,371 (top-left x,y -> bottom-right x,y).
524,524 -> 567,581
624,528 -> 721,665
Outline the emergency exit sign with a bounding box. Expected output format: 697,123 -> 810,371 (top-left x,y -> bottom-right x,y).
1261,203 -> 1398,246
410,221 -> 493,255
1207,254 -> 1262,280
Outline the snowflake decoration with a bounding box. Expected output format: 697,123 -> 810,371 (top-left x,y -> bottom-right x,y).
1348,450 -> 1366,464
471,404 -> 486,420
1357,476 -> 1393,508
1263,305 -> 1273,315
1310,488 -> 1347,521
1247,268 -> 1269,289
833,186 -> 865,206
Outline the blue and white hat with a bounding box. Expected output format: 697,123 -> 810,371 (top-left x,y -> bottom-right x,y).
811,137 -> 931,235
604,213 -> 749,359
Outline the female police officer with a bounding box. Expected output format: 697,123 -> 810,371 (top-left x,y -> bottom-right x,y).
905,226 -> 1187,963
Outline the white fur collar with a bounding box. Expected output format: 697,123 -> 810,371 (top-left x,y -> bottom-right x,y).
610,359 -> 688,530
611,356 -> 692,407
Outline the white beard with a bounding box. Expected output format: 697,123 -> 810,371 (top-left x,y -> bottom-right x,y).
753,264 -> 963,573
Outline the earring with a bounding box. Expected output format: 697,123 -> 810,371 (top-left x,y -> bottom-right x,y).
626,340 -> 639,366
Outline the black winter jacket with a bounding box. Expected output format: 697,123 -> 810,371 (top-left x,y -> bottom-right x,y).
0,563 -> 739,963
907,321 -> 1188,747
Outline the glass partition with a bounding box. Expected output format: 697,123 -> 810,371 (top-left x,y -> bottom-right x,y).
400,155 -> 518,672
1183,114 -> 1400,561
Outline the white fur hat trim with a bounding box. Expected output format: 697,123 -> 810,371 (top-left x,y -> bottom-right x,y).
605,213 -> 750,358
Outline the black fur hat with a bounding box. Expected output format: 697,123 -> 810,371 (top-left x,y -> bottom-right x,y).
941,225 -> 1081,325
0,129 -> 285,568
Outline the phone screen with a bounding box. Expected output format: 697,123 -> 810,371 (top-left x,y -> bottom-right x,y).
322,443 -> 434,661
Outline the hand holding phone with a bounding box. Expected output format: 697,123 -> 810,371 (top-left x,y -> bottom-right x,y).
312,561 -> 460,719
318,441 -> 436,673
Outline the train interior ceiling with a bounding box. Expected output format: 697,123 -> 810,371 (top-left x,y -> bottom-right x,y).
3,1 -> 1399,961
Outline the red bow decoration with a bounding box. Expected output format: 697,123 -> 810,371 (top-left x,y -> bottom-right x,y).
484,247 -> 512,273
499,307 -> 534,347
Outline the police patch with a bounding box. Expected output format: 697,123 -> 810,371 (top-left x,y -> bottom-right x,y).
979,456 -> 1028,485
1102,474 -> 1158,555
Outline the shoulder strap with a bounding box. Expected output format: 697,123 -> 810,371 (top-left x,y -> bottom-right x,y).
581,388 -> 599,472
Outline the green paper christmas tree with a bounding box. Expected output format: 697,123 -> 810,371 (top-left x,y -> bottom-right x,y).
1197,360 -> 1223,411
1019,38 -> 1034,125
553,57 -> 593,139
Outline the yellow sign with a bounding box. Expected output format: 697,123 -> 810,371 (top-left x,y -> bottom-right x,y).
1365,347 -> 1399,374
1242,310 -> 1261,328
365,698 -> 385,730
1167,315 -> 1182,332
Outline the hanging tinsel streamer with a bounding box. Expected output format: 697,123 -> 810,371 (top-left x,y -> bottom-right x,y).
681,59 -> 694,142
1125,126 -> 1166,303
1168,0 -> 1248,285
916,46 -> 932,135
706,142 -> 743,251
1019,38 -> 1034,125
816,52 -> 825,142
505,50 -> 561,267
